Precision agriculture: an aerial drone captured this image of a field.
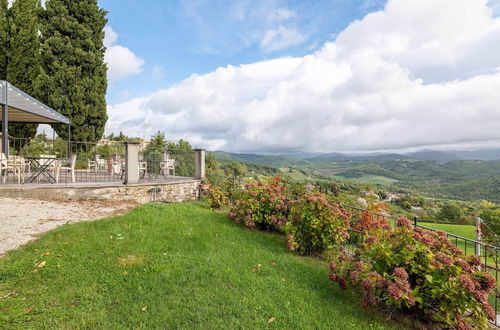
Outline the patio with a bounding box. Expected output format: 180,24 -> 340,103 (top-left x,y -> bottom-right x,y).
0,80 -> 206,192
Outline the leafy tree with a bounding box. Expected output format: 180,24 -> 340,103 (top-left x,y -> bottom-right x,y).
37,0 -> 108,147
222,162 -> 248,202
4,0 -> 42,145
206,152 -> 224,186
480,208 -> 500,244
144,131 -> 167,156
438,202 -> 464,223
167,139 -> 194,177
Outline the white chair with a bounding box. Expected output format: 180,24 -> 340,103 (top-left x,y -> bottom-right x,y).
88,160 -> 97,172
1,153 -> 11,183
139,161 -> 147,178
160,159 -> 176,180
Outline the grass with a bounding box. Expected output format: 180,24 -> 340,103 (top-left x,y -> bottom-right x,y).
419,222 -> 475,240
0,203 -> 395,329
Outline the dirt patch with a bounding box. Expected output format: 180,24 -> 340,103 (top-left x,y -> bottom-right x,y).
0,198 -> 137,256
117,255 -> 145,267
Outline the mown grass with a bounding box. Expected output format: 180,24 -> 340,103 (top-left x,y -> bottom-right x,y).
0,203 -> 395,329
419,222 -> 475,240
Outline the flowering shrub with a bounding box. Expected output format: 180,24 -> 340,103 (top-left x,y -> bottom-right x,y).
228,175 -> 289,231
285,193 -> 351,255
351,202 -> 392,232
207,186 -> 228,210
329,217 -> 496,329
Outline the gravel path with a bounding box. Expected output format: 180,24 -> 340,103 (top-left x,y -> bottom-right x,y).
0,198 -> 137,256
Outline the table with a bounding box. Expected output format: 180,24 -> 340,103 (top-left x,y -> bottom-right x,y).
24,157 -> 58,184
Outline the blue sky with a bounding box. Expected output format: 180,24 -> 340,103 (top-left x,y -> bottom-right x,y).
103,0 -> 500,153
100,0 -> 386,104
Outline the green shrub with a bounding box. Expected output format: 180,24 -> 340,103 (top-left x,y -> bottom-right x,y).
285,193 -> 351,255
207,186 -> 228,210
228,175 -> 289,231
329,217 -> 496,329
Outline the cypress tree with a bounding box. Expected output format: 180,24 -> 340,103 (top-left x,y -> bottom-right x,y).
0,0 -> 7,78
5,0 -> 42,144
38,0 -> 108,146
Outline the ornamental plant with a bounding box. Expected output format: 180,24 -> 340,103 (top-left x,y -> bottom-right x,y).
228,175 -> 289,231
207,186 -> 228,210
285,193 -> 351,255
329,217 -> 496,329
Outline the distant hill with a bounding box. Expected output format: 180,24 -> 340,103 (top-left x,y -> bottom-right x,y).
211,149 -> 500,202
406,148 -> 500,161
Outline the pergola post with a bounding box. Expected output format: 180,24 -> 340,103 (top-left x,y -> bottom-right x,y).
2,81 -> 8,157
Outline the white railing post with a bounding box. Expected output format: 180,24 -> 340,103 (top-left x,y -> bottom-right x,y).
475,217 -> 482,257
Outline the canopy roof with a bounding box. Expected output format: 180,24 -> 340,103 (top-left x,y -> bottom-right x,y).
0,80 -> 70,125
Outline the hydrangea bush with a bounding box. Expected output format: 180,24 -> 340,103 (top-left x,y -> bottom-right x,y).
285,193 -> 351,255
207,186 -> 228,210
329,217 -> 496,329
228,175 -> 289,231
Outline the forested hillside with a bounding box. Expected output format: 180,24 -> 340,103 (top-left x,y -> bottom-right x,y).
212,151 -> 500,203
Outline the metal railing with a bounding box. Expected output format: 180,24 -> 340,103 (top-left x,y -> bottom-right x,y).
1,136 -> 124,185
139,147 -> 195,183
340,203 -> 500,326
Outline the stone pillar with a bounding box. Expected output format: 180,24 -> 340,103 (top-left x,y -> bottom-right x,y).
125,142 -> 140,184
195,149 -> 205,179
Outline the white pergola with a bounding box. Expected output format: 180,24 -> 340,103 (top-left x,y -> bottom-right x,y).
0,80 -> 70,156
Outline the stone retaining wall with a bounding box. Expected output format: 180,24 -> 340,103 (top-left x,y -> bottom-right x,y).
0,180 -> 201,204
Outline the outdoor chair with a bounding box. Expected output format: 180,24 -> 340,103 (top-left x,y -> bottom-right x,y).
139,161 -> 147,178
160,159 -> 176,180
0,153 -> 13,183
55,158 -> 74,183
7,155 -> 26,184
115,159 -> 125,179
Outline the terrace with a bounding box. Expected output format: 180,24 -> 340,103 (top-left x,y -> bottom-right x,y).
0,81 -> 205,202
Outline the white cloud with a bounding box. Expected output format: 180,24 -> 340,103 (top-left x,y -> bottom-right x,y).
104,26 -> 145,83
269,8 -> 295,22
179,0 -> 306,54
260,26 -> 306,52
107,0 -> 500,153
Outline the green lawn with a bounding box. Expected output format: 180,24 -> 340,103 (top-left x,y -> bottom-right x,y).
419,222 -> 475,240
0,203 -> 394,329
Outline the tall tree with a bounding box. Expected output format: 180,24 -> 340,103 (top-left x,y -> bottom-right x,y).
38,0 -> 108,147
0,0 -> 8,78
5,0 -> 42,144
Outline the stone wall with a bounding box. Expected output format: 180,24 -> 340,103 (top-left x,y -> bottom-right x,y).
0,180 -> 201,204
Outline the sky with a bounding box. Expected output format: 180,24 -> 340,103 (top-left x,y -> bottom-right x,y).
96,0 -> 500,153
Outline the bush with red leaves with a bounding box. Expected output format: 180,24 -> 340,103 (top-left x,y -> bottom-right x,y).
228,175 -> 289,231
329,217 -> 496,329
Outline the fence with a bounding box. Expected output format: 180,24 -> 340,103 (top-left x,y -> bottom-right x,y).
138,146 -> 196,183
340,203 -> 500,326
0,136 -> 202,185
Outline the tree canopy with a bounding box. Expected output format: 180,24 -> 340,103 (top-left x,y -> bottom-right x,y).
37,0 -> 108,146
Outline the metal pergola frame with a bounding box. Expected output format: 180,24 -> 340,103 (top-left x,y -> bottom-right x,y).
0,80 -> 71,157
